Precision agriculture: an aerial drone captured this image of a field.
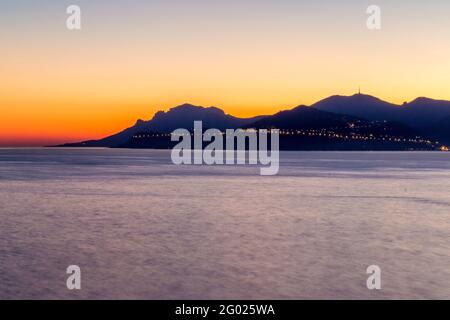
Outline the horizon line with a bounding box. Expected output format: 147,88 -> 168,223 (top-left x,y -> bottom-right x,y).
2,92 -> 449,148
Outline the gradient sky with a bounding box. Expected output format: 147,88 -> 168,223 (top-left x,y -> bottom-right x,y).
1,0 -> 450,146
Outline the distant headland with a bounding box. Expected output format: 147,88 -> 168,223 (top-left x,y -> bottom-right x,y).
55,94 -> 450,151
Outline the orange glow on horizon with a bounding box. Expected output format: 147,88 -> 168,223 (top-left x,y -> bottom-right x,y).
2,1 -> 450,146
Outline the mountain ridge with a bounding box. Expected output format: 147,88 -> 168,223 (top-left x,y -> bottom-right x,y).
55,94 -> 450,148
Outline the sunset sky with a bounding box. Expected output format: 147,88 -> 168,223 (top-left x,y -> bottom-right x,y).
1,0 -> 450,146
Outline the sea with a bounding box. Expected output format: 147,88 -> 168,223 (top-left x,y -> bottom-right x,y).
0,148 -> 449,299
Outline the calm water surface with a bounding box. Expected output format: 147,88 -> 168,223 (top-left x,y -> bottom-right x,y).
0,149 -> 449,299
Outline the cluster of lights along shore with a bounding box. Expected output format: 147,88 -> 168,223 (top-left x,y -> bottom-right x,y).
132,122 -> 449,151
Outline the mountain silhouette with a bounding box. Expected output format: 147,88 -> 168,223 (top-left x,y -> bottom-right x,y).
313,94 -> 450,131
247,105 -> 362,129
56,95 -> 450,149
424,116 -> 450,145
404,97 -> 450,129
59,103 -> 263,147
313,94 -> 403,122
247,104 -> 418,135
119,104 -> 430,150
145,103 -> 263,132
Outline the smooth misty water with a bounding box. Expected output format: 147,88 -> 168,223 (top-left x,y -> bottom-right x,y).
0,149 -> 449,299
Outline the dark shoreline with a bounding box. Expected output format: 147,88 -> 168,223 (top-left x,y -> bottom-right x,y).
40,146 -> 448,152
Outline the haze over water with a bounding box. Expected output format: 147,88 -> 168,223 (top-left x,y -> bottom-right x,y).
0,149 -> 449,299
